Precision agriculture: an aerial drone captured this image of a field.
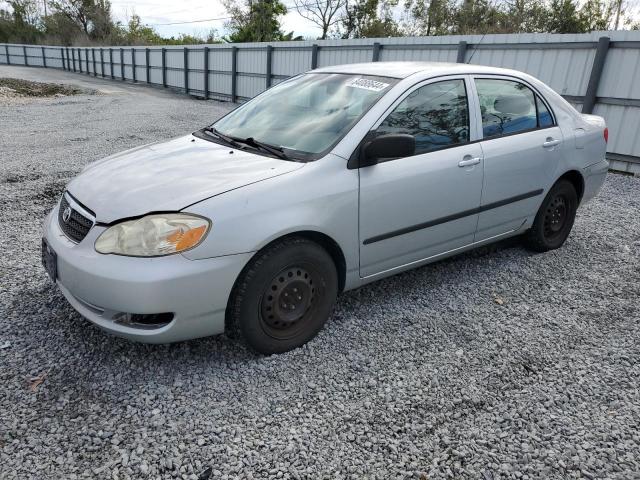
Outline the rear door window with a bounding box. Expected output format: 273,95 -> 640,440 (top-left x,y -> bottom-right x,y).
475,79 -> 539,139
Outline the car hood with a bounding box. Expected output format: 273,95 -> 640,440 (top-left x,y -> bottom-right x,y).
67,134 -> 305,223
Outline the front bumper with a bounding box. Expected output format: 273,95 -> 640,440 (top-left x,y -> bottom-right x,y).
43,205 -> 253,343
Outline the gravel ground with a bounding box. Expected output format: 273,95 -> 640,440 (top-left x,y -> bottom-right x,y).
1,66 -> 639,480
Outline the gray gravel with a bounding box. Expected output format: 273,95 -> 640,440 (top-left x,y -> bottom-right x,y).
1,66 -> 640,480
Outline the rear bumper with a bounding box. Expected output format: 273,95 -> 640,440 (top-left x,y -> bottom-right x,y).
582,158 -> 609,204
43,206 -> 253,343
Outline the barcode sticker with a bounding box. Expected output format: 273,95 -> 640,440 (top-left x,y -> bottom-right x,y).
346,78 -> 390,92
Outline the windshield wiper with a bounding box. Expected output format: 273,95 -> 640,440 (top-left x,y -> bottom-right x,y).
202,126 -> 244,149
202,127 -> 290,160
240,137 -> 290,160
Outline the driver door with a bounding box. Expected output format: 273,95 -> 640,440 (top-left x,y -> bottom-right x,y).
358,76 -> 484,278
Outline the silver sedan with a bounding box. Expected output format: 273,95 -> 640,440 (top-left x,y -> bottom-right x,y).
42,62 -> 609,354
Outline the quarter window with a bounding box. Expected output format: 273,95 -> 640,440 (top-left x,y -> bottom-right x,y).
475,79 -> 541,138
536,95 -> 554,128
375,79 -> 469,156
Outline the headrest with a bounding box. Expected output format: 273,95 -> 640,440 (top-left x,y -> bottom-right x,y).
494,94 -> 532,115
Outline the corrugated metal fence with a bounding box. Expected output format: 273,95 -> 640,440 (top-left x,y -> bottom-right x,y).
1,31 -> 639,171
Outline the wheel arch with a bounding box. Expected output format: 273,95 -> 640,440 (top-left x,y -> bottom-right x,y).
557,170 -> 585,204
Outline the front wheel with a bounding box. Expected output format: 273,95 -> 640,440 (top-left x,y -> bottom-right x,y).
524,180 -> 578,252
228,237 -> 338,354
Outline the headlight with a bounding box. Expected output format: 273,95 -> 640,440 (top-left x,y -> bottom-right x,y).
95,214 -> 210,257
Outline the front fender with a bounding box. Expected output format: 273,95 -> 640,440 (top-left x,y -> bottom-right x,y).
181,154 -> 360,277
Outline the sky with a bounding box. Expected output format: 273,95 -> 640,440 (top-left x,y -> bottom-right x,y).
108,0 -> 324,40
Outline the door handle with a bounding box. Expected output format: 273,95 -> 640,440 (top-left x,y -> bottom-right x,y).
542,138 -> 561,148
458,157 -> 481,167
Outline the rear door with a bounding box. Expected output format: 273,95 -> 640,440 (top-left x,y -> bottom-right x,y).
471,76 -> 563,241
358,76 -> 484,278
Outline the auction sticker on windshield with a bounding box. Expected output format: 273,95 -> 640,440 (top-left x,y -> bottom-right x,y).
346,78 -> 390,92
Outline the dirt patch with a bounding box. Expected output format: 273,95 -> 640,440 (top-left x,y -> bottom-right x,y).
2,172 -> 43,184
0,78 -> 93,99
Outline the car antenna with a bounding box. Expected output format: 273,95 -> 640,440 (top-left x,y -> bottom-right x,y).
466,31 -> 488,64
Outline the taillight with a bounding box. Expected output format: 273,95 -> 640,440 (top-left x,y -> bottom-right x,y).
604,127 -> 609,143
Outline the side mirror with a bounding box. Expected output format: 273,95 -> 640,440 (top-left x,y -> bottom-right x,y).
360,134 -> 415,167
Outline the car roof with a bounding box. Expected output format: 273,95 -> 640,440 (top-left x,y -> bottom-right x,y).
311,61 -> 521,80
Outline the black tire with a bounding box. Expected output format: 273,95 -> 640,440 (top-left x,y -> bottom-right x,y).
524,179 -> 578,252
227,237 -> 338,354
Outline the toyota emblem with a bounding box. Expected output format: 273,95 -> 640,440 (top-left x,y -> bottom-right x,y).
62,206 -> 72,223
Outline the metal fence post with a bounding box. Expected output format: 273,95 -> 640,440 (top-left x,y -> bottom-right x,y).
583,36 -> 610,114
60,47 -> 64,69
100,48 -> 104,77
131,47 -> 136,82
92,48 -> 96,76
79,48 -> 83,73
145,48 -> 150,83
120,48 -> 124,80
110,48 -> 114,79
231,46 -> 238,103
23,45 -> 28,66
5,45 -> 10,65
42,46 -> 46,67
85,49 -> 89,74
183,47 -> 189,94
456,41 -> 468,63
203,46 -> 209,99
265,45 -> 273,88
161,48 -> 167,87
71,48 -> 76,72
372,42 -> 381,62
311,44 -> 318,69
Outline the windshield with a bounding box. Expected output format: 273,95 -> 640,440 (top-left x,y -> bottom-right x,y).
211,73 -> 397,160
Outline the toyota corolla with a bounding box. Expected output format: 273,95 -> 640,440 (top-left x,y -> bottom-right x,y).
42,62 -> 609,354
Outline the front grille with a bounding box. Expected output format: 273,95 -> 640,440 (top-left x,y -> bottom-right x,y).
58,194 -> 94,243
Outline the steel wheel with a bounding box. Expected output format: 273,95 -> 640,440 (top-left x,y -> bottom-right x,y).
543,194 -> 568,241
260,266 -> 320,340
228,237 -> 338,354
524,179 -> 578,252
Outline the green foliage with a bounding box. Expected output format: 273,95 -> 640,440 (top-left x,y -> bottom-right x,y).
0,1 -> 42,43
342,0 -> 402,38
0,0 -> 224,46
547,0 -> 586,33
223,0 -> 299,42
0,0 -> 631,46
400,0 -> 624,37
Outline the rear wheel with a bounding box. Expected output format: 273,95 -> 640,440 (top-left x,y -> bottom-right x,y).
524,180 -> 578,252
228,237 -> 338,354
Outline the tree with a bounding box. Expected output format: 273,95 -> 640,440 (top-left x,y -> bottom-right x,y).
223,0 -> 298,42
546,0 -> 584,33
403,0 -> 455,36
48,0 -> 114,39
579,0 -> 616,31
1,0 -> 42,43
454,0 -> 504,35
42,11 -> 84,44
503,0 -> 549,33
293,0 -> 345,39
342,0 -> 402,38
